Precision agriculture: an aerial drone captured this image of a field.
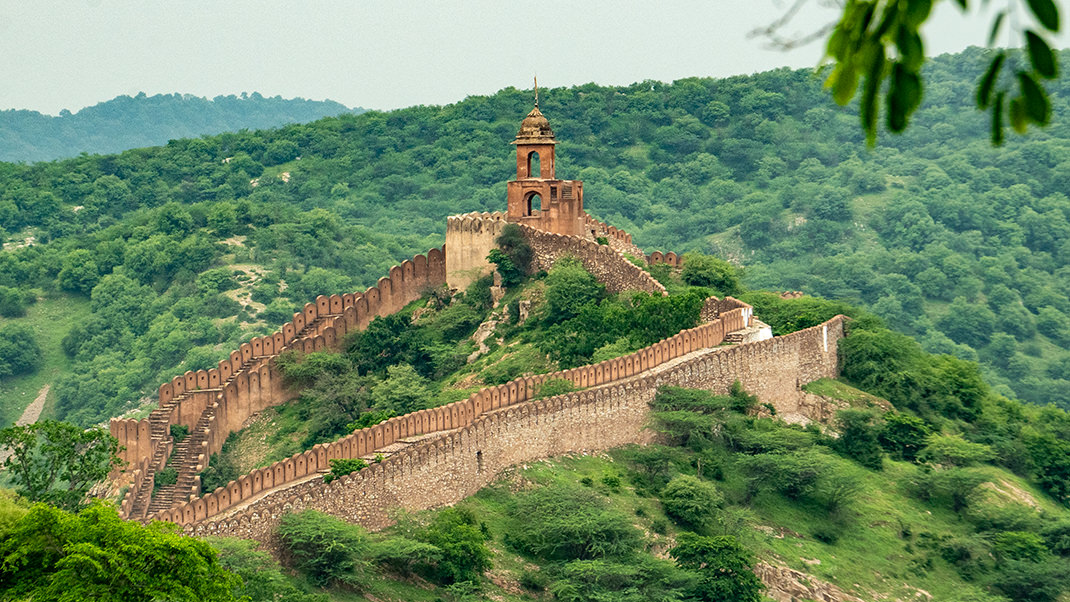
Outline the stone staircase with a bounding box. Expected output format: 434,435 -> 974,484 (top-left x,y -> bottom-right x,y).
130,311 -> 341,521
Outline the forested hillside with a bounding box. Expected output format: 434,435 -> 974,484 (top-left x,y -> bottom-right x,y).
1,46 -> 1068,428
0,92 -> 359,162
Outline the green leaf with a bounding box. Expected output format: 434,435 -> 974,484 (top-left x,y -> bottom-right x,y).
1009,96 -> 1028,133
1025,0 -> 1060,31
888,63 -> 922,132
1026,30 -> 1058,78
1018,71 -> 1051,124
991,91 -> 1005,145
987,11 -> 1006,46
896,27 -> 924,70
905,0 -> 933,27
861,45 -> 886,145
976,51 -> 1005,109
829,62 -> 860,105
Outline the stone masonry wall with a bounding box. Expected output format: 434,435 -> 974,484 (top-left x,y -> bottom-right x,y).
150,299 -> 752,525
111,246 -> 447,519
184,315 -> 844,545
444,212 -> 508,291
521,224 -> 667,295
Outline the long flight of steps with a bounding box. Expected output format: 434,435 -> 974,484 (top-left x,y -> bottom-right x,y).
128,310 -> 340,521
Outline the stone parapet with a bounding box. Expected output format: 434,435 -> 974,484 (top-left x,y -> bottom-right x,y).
177,314 -> 844,544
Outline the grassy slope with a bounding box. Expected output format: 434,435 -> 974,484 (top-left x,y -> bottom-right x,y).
228,375 -> 1066,602
283,446 -> 1056,602
0,293 -> 91,426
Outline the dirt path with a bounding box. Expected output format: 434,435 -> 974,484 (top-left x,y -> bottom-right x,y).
0,384 -> 48,464
15,384 -> 48,426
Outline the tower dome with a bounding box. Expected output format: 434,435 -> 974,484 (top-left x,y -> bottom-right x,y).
514,106 -> 556,142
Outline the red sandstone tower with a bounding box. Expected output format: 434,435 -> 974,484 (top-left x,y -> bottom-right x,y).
505,94 -> 585,236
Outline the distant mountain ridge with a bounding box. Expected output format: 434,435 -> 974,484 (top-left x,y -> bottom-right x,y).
0,92 -> 362,162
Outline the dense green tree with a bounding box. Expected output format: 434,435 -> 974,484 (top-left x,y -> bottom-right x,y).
277,510 -> 371,588
0,502 -> 240,601
833,409 -> 884,470
680,253 -> 741,295
0,323 -> 41,378
660,475 -> 724,529
0,421 -> 120,512
670,533 -> 764,602
544,258 -> 605,323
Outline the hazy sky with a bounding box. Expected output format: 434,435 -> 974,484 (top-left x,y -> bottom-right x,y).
0,0 -> 1042,115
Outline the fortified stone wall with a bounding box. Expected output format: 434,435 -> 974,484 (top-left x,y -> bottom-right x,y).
149,297 -> 751,525
583,213 -> 645,258
647,250 -> 685,267
111,246 -> 447,520
182,315 -> 845,544
445,211 -> 668,296
520,224 -> 667,295
444,212 -> 508,291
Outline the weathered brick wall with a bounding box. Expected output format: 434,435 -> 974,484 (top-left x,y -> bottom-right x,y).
180,315 -> 844,543
113,246 -> 447,518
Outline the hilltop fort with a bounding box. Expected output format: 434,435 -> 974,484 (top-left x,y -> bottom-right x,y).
108,100 -> 845,544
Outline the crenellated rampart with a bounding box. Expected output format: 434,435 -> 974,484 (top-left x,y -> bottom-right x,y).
177,314 -> 845,545
146,295 -> 755,526
111,246 -> 447,520
583,213 -> 645,258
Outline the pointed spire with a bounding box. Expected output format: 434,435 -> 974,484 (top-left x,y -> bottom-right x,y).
534,75 -> 539,109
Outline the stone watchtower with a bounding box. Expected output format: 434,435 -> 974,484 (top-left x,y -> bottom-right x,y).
505,98 -> 585,237
444,89 -> 588,290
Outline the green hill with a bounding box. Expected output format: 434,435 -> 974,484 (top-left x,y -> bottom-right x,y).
1,47 -> 1069,429
0,92 -> 360,162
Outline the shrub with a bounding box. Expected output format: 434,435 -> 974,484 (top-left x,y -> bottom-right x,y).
680,253 -> 742,295
0,323 -> 41,378
345,409 -> 395,432
518,568 -> 548,591
919,434 -> 995,467
323,458 -> 367,484
369,364 -> 433,414
535,378 -> 576,399
463,275 -> 494,311
832,409 -> 883,470
661,475 -> 723,529
277,510 -> 370,587
368,536 -> 440,577
414,507 -> 491,584
992,531 -> 1049,562
738,451 -> 826,500
508,485 -> 642,561
154,467 -> 177,488
544,257 -> 605,322
0,285 -> 34,317
671,532 -> 764,602
991,558 -> 1070,602
276,350 -> 350,387
601,473 -> 622,490
879,412 -> 930,462
169,424 -> 189,442
913,468 -> 989,513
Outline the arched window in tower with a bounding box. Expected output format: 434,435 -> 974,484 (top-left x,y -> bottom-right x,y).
527,151 -> 541,178
524,192 -> 542,216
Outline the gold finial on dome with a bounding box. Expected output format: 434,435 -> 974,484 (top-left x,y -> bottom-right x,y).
514,77 -> 555,143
